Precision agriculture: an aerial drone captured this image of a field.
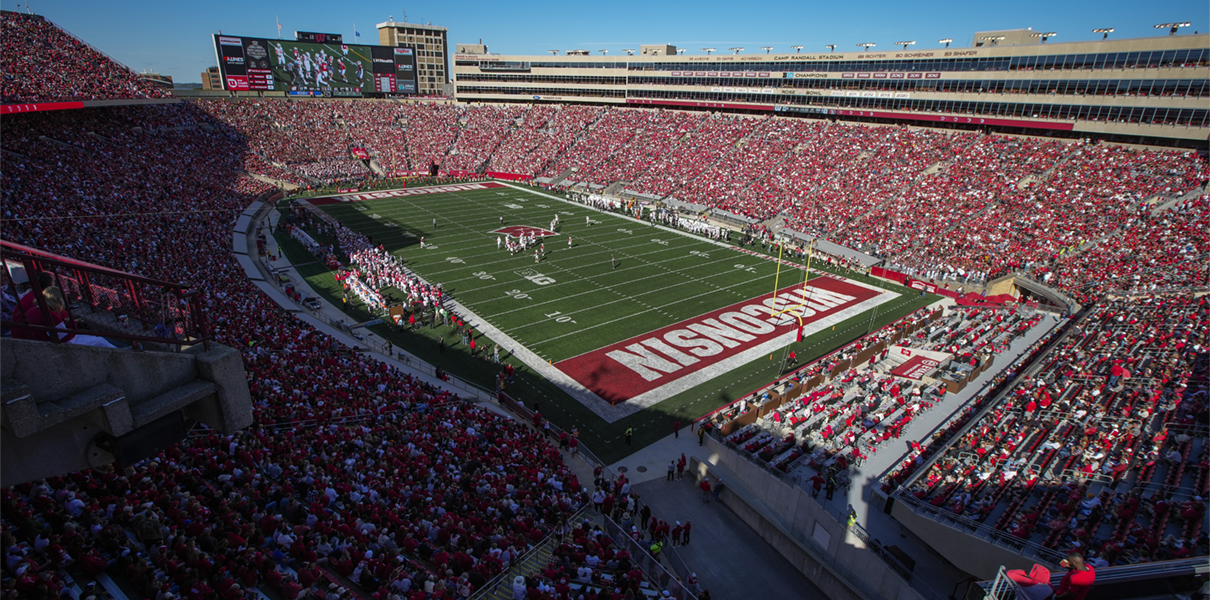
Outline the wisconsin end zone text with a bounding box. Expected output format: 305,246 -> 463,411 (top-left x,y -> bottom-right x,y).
556,277 -> 891,406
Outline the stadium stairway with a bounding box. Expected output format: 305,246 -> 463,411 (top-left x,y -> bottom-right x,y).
549,166 -> 577,187
1152,181 -> 1209,214
602,181 -> 627,196
38,135 -> 86,152
484,541 -> 559,600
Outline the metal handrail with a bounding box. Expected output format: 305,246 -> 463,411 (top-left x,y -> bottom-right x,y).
891,491 -> 1067,565
471,503 -> 591,600
2,239 -> 210,349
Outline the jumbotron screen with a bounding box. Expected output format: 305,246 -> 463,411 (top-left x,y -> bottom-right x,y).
213,35 -> 417,96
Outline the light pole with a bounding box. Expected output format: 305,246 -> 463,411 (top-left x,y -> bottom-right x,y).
857,43 -> 875,51
938,38 -> 953,48
1092,28 -> 1114,40
791,45 -> 803,53
730,47 -> 744,55
677,48 -> 686,55
623,49 -> 635,56
761,46 -> 773,54
702,47 -> 715,55
547,50 -> 559,56
895,40 -> 916,50
598,49 -> 608,55
1030,32 -> 1057,43
1155,22 -> 1191,36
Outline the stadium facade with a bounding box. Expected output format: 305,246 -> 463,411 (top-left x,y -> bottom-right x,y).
452,32 -> 1210,144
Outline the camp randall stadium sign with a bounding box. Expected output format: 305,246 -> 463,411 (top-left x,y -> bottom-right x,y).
548,275 -> 900,422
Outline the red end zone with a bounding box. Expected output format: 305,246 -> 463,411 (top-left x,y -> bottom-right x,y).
306,182 -> 507,205
555,277 -> 882,406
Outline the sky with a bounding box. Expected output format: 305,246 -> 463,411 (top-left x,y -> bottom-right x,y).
4,0 -> 1207,83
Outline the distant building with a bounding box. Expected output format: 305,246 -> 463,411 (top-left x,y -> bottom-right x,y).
456,43 -> 488,55
201,67 -> 223,90
452,32 -> 1209,143
973,28 -> 1045,47
377,20 -> 449,95
639,44 -> 677,56
139,72 -> 173,89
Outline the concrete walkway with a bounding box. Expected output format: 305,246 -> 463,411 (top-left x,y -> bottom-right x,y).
634,476 -> 830,600
608,308 -> 1062,598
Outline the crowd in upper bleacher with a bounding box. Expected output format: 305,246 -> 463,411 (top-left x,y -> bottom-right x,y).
1,12 -> 171,103
182,99 -> 1207,300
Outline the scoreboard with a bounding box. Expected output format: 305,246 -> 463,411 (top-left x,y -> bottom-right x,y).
213,35 -> 418,96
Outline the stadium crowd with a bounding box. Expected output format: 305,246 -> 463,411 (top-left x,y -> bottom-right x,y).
1,101 -> 590,600
1,12 -> 171,103
901,295 -> 1208,564
2,16 -> 1209,598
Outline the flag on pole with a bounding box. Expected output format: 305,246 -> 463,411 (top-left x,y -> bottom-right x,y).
276,16 -> 282,39
354,23 -> 360,40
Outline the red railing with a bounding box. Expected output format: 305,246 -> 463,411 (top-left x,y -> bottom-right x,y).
2,240 -> 210,348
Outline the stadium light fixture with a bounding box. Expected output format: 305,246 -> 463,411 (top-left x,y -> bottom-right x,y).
677,49 -> 686,55
1155,22 -> 1191,35
1030,32 -> 1057,43
938,38 -> 953,48
824,44 -> 836,52
599,49 -> 608,55
791,45 -> 803,53
980,35 -> 1005,46
1092,28 -> 1114,39
623,48 -> 635,55
702,47 -> 716,55
857,43 -> 876,51
548,50 -> 559,56
895,40 -> 916,50
730,47 -> 744,54
761,46 -> 773,54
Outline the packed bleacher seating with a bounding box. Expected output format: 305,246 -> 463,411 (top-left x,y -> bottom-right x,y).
903,295 -> 1209,564
487,105 -> 604,176
443,104 -> 529,173
1,12 -> 171,103
718,306 -> 1045,475
1,102 -> 587,600
3,15 -> 1210,590
399,103 -> 462,174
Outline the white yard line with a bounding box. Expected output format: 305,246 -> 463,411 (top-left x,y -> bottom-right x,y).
317,183 -> 914,423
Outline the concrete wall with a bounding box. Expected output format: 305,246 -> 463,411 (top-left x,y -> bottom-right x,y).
891,498 -> 1038,580
694,435 -> 925,600
1,340 -> 252,486
2,340 -> 198,407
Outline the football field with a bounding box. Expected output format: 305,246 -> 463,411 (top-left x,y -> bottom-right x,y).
281,182 -> 934,462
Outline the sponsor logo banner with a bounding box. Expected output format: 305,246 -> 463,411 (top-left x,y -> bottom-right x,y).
306,182 -> 506,205
555,277 -> 887,406
1,102 -> 85,114
892,355 -> 941,379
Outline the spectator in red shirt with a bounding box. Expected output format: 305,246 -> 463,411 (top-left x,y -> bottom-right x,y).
1055,552 -> 1095,600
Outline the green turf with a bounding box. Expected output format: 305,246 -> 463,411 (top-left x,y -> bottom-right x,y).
275,184 -> 937,463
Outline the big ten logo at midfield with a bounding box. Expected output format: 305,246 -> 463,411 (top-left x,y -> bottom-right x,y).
514,269 -> 555,285
492,225 -> 557,238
